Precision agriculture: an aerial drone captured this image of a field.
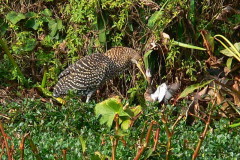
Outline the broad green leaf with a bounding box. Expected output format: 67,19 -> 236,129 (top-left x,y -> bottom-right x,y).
6,11 -> 26,24
41,8 -> 52,17
95,97 -> 131,128
25,18 -> 40,30
48,20 -> 58,37
220,42 -> 240,57
121,119 -> 131,130
41,16 -> 52,23
179,79 -> 213,98
25,12 -> 37,18
120,105 -> 142,130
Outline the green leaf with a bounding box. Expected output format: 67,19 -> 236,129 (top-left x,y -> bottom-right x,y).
6,11 -> 26,24
143,50 -> 160,74
189,0 -> 195,27
220,42 -> 240,57
147,10 -> 163,29
143,50 -> 153,70
25,12 -> 37,18
226,57 -> 233,70
147,0 -> 170,29
25,18 -> 40,30
144,148 -> 154,159
47,19 -> 62,37
229,122 -> 240,128
79,136 -> 86,153
99,30 -> 106,44
131,105 -> 142,117
121,119 -> 131,130
95,97 -> 131,128
173,41 -> 206,51
56,19 -> 63,30
179,79 -> 214,98
96,5 -> 107,45
48,20 -> 58,37
0,19 -> 8,36
41,8 -> 52,17
23,38 -> 36,51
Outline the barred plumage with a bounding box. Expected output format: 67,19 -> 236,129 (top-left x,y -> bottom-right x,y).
53,47 -> 141,102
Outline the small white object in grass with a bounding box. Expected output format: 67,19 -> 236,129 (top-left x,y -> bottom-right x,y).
150,42 -> 157,49
146,68 -> 152,77
151,83 -> 168,102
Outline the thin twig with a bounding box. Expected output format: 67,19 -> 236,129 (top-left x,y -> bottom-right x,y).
111,114 -> 120,160
134,120 -> 156,160
0,121 -> 12,160
0,139 -> 5,159
62,149 -> 67,160
192,98 -> 216,160
161,114 -> 172,160
20,133 -> 30,160
171,115 -> 184,130
153,128 -> 160,151
192,111 -> 212,160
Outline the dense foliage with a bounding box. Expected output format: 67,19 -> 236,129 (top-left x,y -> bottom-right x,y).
1,0 -> 240,159
1,99 -> 240,159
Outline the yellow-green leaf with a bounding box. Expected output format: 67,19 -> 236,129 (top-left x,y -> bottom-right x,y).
179,80 -> 213,99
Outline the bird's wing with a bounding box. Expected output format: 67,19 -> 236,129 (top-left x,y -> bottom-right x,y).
71,54 -> 110,90
58,62 -> 77,79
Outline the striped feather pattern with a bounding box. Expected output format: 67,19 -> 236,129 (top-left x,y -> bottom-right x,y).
53,47 -> 140,98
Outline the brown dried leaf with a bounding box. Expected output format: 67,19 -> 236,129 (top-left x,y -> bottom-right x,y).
232,77 -> 240,105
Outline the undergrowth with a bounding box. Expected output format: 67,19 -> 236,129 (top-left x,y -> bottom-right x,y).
1,99 -> 240,159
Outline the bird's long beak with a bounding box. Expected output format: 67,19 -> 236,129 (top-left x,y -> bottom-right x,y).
132,59 -> 147,80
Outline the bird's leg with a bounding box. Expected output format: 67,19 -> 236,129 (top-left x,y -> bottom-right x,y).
86,91 -> 94,103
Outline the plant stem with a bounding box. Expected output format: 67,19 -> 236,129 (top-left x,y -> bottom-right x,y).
41,64 -> 47,88
134,120 -> 156,160
192,111 -> 212,160
62,149 -> 67,160
153,128 -> 160,151
111,114 -> 119,160
20,133 -> 30,160
0,37 -> 27,86
161,114 -> 172,160
0,121 -> 12,160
